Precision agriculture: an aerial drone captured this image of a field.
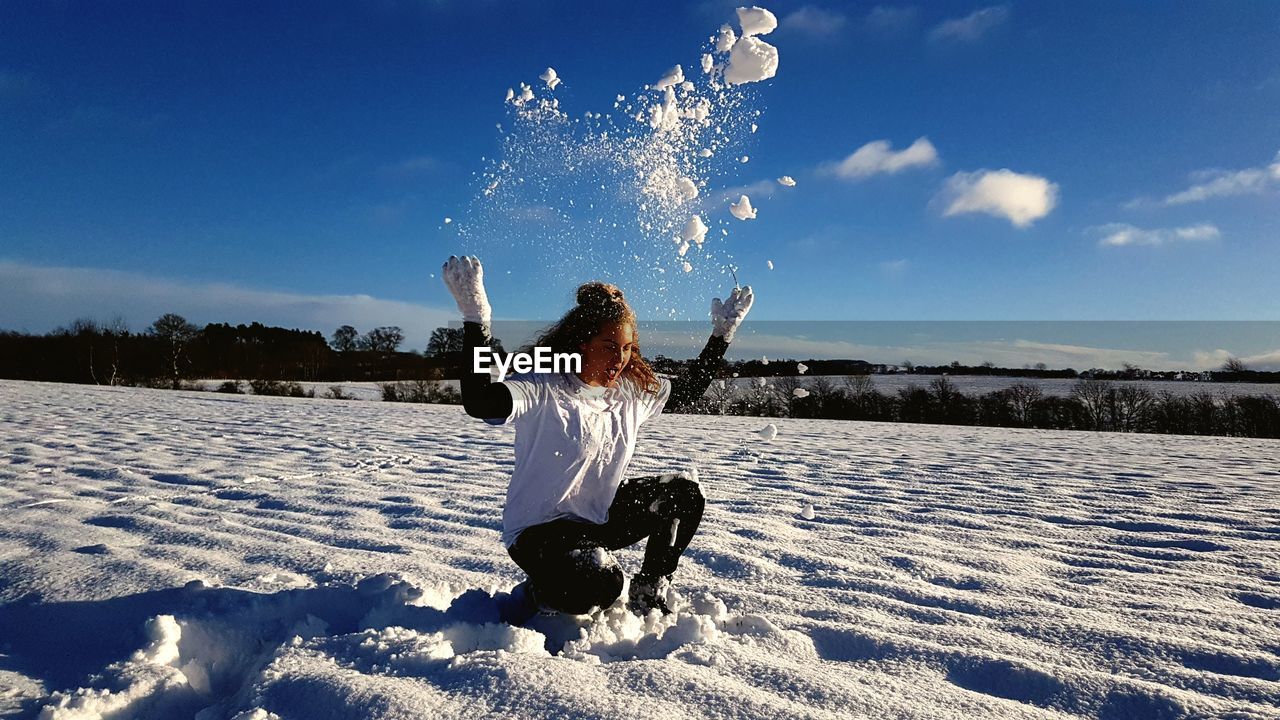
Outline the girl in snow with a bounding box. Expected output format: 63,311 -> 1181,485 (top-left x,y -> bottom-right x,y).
441,255 -> 753,619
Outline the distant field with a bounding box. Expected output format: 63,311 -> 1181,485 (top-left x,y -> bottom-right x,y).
730,374 -> 1280,399
193,375 -> 1280,404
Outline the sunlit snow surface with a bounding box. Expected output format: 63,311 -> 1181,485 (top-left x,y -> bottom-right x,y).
2,380 -> 1278,719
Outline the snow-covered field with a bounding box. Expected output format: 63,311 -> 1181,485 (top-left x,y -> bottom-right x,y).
2,379 -> 1278,719
726,375 -> 1280,400
193,376 -> 1279,406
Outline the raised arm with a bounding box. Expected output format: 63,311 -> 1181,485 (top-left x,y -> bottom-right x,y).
666,285 -> 754,412
442,255 -> 513,421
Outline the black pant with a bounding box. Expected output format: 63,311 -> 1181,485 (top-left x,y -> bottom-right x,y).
506,474 -> 705,614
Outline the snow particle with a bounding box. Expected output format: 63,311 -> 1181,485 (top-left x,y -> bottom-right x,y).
654,65 -> 685,90
777,175 -> 796,187
716,25 -> 738,52
682,215 -> 709,244
729,195 -> 757,220
767,259 -> 774,270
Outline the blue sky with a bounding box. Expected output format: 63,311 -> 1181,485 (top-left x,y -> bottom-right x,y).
2,2 -> 1278,367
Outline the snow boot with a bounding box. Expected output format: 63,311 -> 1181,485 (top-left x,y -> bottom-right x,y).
628,573 -> 673,616
498,579 -> 542,625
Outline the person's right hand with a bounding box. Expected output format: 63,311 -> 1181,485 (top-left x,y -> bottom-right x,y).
442,255 -> 492,326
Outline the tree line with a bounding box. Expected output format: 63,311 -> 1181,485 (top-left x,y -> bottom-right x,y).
4,317 -> 1276,438
0,315 -> 450,387
674,374 -> 1280,439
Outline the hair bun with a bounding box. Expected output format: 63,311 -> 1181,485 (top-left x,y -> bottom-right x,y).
576,282 -> 624,308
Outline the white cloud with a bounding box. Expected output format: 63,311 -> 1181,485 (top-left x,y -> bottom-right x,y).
938,169 -> 1058,228
878,259 -> 909,277
929,5 -> 1010,43
1094,223 -> 1221,247
709,179 -> 777,205
1160,151 -> 1280,205
779,6 -> 848,36
1191,348 -> 1280,372
647,332 -> 1252,371
864,6 -> 919,33
0,261 -> 455,349
832,137 -> 939,180
377,155 -> 441,177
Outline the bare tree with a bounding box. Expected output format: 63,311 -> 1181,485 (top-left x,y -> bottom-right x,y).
1006,382 -> 1044,426
705,378 -> 734,415
774,375 -> 803,415
1071,378 -> 1113,431
360,326 -> 405,352
1113,385 -> 1156,432
148,313 -> 200,389
808,375 -> 837,414
426,326 -> 464,357
1223,357 -> 1248,372
331,325 -> 359,352
843,373 -> 875,401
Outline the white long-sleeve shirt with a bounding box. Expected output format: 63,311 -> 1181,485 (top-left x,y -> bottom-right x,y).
490,372 -> 671,547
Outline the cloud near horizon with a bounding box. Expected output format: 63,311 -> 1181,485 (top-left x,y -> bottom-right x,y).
681,332 -> 1276,371
0,261 -> 454,349
937,168 -> 1058,228
831,137 -> 939,180
929,5 -> 1010,43
1094,223 -> 1220,247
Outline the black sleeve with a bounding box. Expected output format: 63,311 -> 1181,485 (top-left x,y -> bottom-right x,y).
460,321 -> 514,421
664,334 -> 730,413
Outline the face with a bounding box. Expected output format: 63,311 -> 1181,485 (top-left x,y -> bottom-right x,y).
578,321 -> 636,388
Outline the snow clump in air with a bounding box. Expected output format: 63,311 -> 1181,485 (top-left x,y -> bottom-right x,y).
682,215 -> 709,244
726,37 -> 779,85
722,9 -> 780,86
767,259 -> 774,270
793,388 -> 809,398
654,65 -> 685,90
470,5 -> 782,316
777,175 -> 795,187
716,25 -> 737,52
756,423 -> 778,441
801,503 -> 816,520
797,363 -> 807,374
729,195 -> 757,220
737,6 -> 779,36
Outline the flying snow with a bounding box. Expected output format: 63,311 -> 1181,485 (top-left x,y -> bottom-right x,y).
729,195 -> 757,220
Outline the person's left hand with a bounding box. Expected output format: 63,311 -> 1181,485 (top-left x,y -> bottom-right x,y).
711,285 -> 754,342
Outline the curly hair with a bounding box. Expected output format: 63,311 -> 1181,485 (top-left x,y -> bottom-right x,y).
521,282 -> 662,396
